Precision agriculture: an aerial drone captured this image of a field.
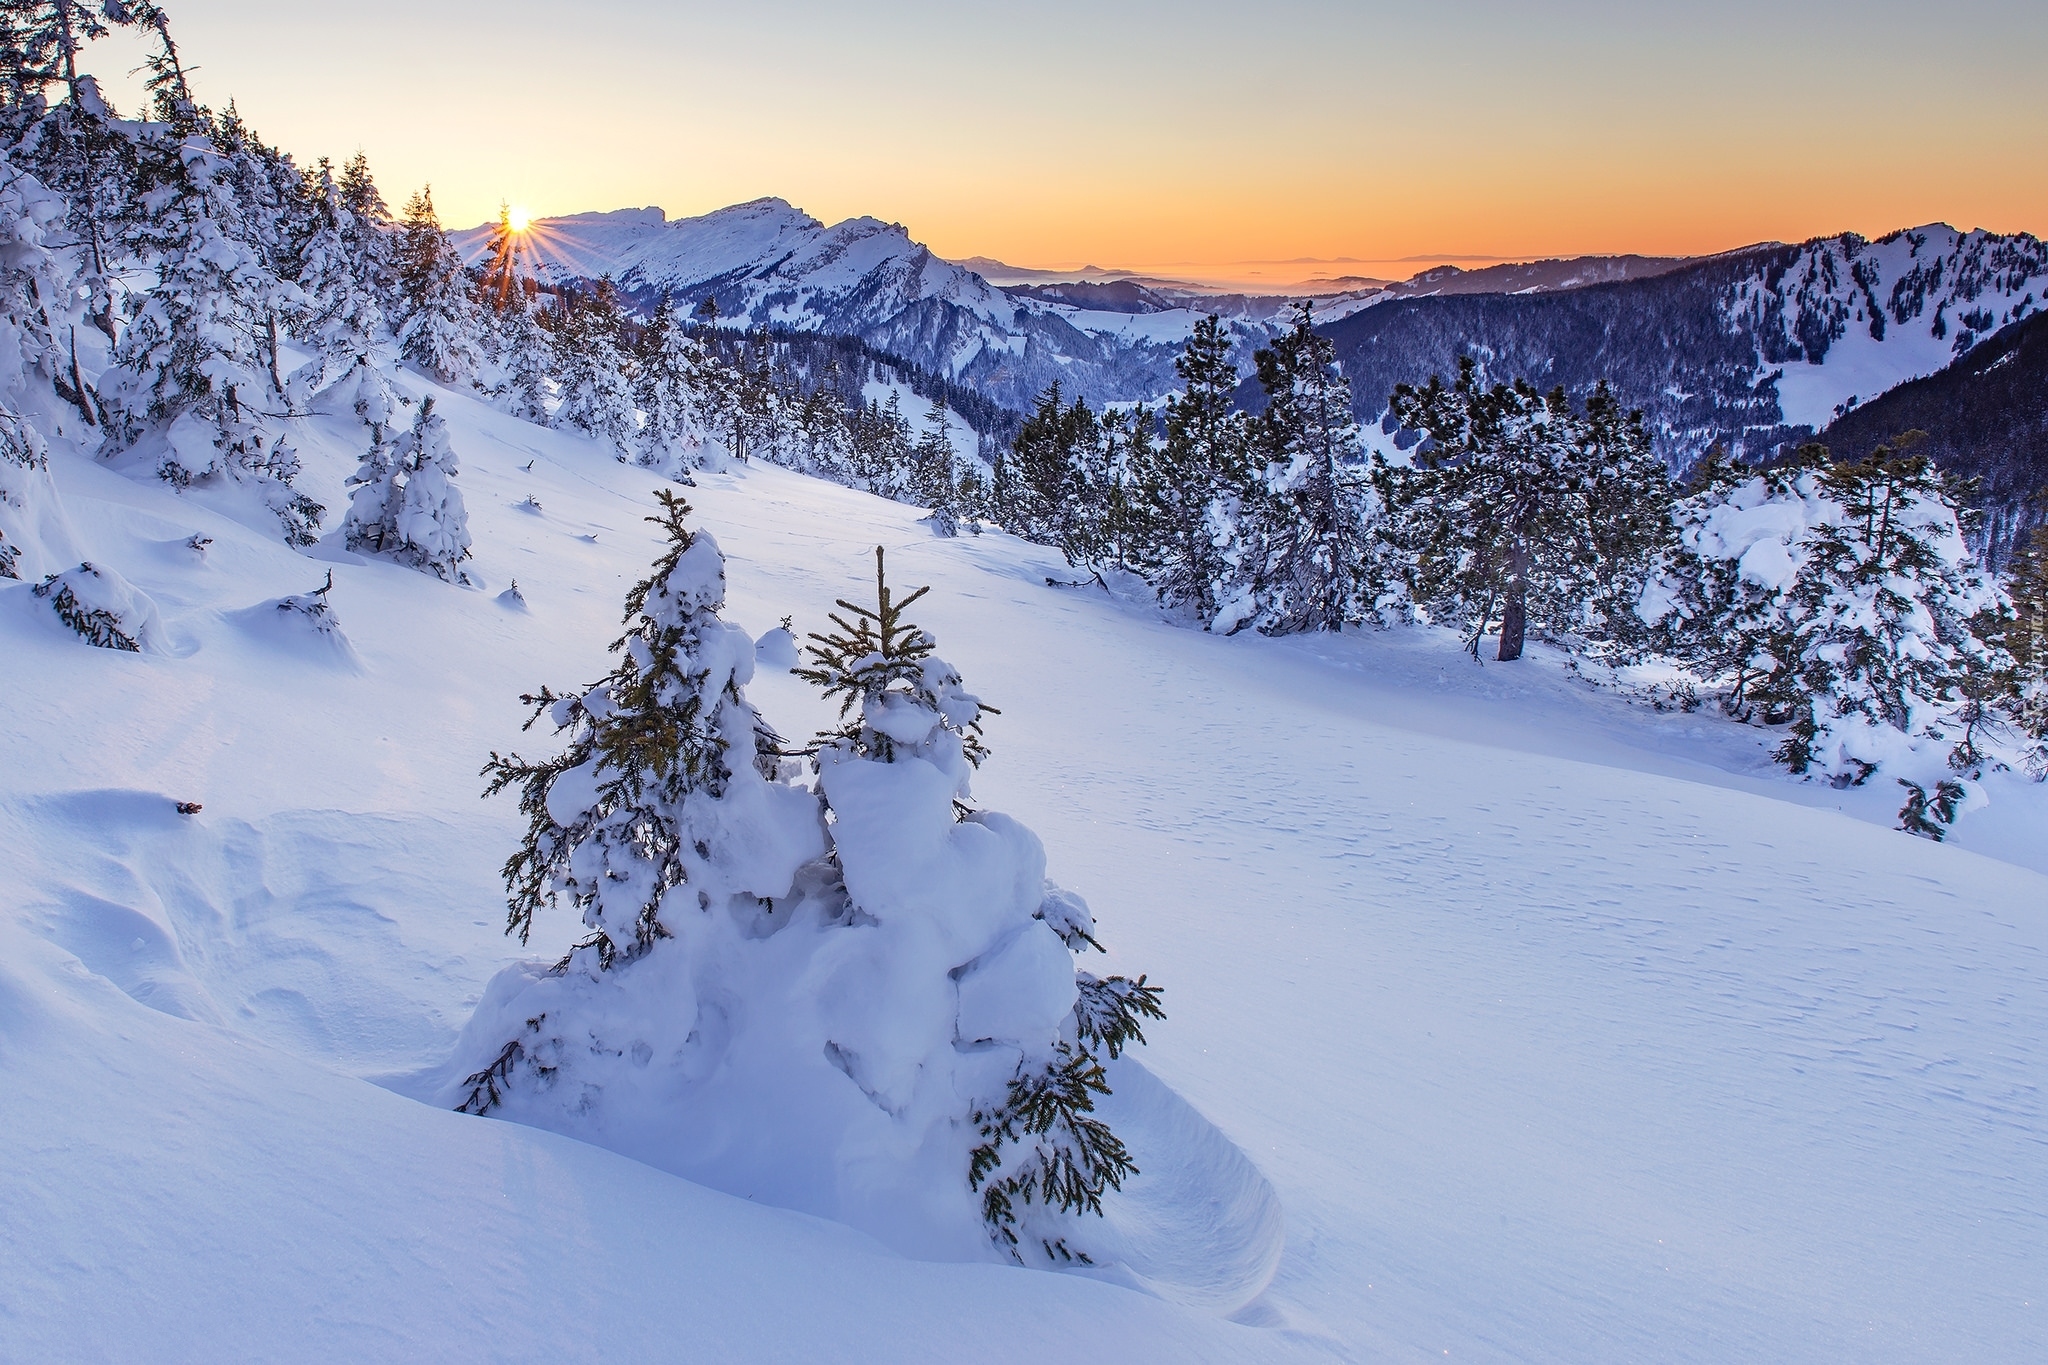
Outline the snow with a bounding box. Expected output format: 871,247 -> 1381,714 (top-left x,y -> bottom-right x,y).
4,366 -> 2046,1360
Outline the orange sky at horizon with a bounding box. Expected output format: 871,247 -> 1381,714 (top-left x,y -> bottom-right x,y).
82,2 -> 2048,276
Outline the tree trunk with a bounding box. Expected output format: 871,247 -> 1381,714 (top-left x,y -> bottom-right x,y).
1497,542 -> 1529,661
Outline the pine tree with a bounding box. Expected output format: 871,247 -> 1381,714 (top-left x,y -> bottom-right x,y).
551,277 -> 637,457
0,0 -> 124,105
290,157 -> 391,416
475,488 -> 777,964
1391,358 -> 1667,660
478,201 -> 523,315
106,118 -> 322,547
999,381 -> 1099,550
336,151 -> 391,296
633,296 -> 709,473
343,395 -> 472,581
392,184 -> 482,384
1221,303 -> 1389,635
798,548 -> 1162,1261
493,286 -> 552,424
1130,315 -> 1250,625
1766,434 -> 2008,786
911,398 -> 959,535
2001,526 -> 2048,777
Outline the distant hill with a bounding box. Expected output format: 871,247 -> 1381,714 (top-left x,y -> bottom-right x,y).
1820,310 -> 2048,567
1324,225 -> 2048,469
1386,254 -> 1694,297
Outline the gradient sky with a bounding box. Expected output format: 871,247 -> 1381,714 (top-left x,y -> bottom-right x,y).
88,1 -> 2048,270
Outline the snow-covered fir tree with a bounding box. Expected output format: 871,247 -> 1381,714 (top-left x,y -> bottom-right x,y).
1129,315 -> 1251,626
493,285 -> 552,424
2001,526 -> 2048,778
1768,436 -> 2007,786
796,547 -> 1162,1261
0,142 -> 85,581
1391,357 -> 1669,660
343,395 -> 472,581
1642,434 -> 2009,824
551,277 -> 637,458
998,382 -> 1103,555
911,398 -> 960,535
290,157 -> 397,432
1221,304 -> 1390,635
392,185 -> 482,385
632,297 -> 709,473
104,113 -> 322,547
444,524 -> 1161,1264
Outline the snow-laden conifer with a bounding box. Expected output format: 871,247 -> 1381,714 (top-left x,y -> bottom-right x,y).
444,529 -> 1161,1265
392,185 -> 483,385
1643,434 -> 2009,827
289,158 -> 389,397
343,395 -> 472,581
104,119 -> 323,547
633,297 -> 710,474
33,559 -> 168,651
493,287 -> 552,424
2002,527 -> 2048,778
798,547 -> 1163,1262
1221,304 -> 1392,635
1130,315 -> 1251,626
0,144 -> 87,581
551,278 -> 636,458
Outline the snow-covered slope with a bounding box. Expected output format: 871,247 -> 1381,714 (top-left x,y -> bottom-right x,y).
5,369 -> 2046,1361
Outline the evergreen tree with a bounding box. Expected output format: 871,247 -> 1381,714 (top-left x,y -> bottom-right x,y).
1644,433 -> 2010,816
0,145 -> 84,581
0,0 -> 124,104
478,200 -> 523,315
2001,525 -> 2048,777
911,397 -> 959,535
1130,315 -> 1250,624
998,381 -> 1098,550
1391,357 -> 1667,660
105,118 -> 322,546
392,184 -> 482,384
343,395 -> 472,581
493,285 -> 552,424
289,157 -> 391,414
633,296 -> 709,473
797,548 -> 1163,1260
551,277 -> 637,457
1766,434 -> 2008,785
1225,303 -> 1387,635
336,150 -> 391,296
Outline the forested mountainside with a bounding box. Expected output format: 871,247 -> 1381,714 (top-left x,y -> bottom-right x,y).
1820,309 -> 2048,567
476,207 -> 2045,487
1327,225 -> 2048,470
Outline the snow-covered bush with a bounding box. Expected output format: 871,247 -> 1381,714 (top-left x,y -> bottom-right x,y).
343,397 -> 472,582
33,560 -> 167,652
1643,437 -> 2009,830
447,519 -> 1161,1265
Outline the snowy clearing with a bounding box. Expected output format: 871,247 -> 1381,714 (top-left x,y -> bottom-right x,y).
3,371 -> 2044,1362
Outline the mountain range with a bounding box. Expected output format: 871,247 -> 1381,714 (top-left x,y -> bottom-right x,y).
457,204 -> 2046,546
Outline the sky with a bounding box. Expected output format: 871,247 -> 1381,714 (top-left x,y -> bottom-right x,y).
84,1 -> 2048,275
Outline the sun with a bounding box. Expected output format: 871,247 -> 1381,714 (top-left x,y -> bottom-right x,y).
507,204 -> 533,233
